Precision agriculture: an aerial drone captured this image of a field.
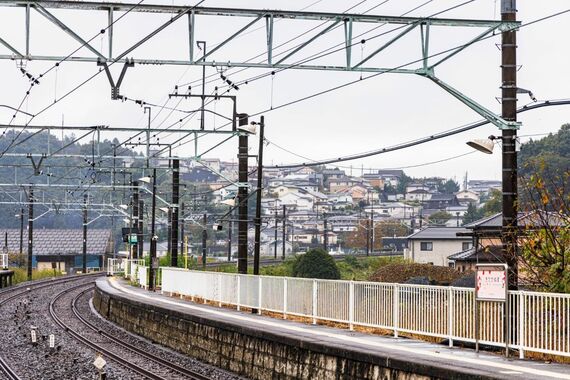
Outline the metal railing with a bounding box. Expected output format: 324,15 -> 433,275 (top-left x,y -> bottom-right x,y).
125,259 -> 145,282
158,267 -> 570,359
1,253 -> 7,269
107,258 -> 125,276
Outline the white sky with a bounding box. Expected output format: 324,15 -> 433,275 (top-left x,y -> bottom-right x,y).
0,0 -> 568,183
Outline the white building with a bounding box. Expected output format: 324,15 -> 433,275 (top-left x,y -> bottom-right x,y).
405,227 -> 472,266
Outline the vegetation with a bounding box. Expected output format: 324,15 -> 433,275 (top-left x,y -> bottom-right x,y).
345,220 -> 409,251
368,263 -> 466,285
518,160 -> 570,293
292,248 -> 340,279
428,211 -> 453,226
11,267 -> 63,285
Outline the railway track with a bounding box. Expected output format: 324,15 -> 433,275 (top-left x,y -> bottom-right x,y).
50,283 -> 212,380
0,272 -> 103,380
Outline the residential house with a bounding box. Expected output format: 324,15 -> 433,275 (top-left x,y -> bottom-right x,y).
424,194 -> 461,211
279,192 -> 314,211
406,183 -> 430,193
405,227 -> 472,266
322,168 -> 346,189
405,188 -> 432,202
455,190 -> 480,206
376,169 -> 405,187
362,173 -> 385,189
467,180 -> 501,195
328,176 -> 362,193
327,215 -> 359,232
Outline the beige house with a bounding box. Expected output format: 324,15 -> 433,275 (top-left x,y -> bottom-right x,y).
405,227 -> 472,267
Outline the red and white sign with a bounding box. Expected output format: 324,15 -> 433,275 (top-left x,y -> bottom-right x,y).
476,265 -> 507,301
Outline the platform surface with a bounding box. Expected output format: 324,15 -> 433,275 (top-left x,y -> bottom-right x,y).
101,277 -> 570,380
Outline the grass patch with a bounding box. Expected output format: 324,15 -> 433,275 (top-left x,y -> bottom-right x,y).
10,267 -> 63,285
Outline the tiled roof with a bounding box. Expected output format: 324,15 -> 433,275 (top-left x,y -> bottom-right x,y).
0,229 -> 112,256
407,227 -> 470,240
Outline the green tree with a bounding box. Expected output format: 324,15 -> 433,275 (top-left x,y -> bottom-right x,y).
463,203 -> 483,224
428,211 -> 453,226
292,248 -> 341,279
481,189 -> 502,216
438,179 -> 460,194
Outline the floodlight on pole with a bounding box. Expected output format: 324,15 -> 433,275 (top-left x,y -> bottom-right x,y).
122,218 -> 130,224
119,204 -> 128,210
466,135 -> 498,154
138,176 -> 151,184
159,207 -> 169,213
237,123 -> 256,135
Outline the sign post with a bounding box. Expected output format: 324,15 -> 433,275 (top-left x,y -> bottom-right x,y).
475,263 -> 509,356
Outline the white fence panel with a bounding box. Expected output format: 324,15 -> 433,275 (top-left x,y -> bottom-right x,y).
1,253 -> 8,269
156,268 -> 570,358
138,266 -> 148,289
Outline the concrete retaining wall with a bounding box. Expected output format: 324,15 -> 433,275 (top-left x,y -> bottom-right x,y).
94,280 -> 492,380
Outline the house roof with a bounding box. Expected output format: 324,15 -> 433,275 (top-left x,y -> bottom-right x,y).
447,245 -> 505,263
463,211 -> 568,230
428,194 -> 457,201
376,169 -> 404,177
407,189 -> 430,194
0,229 -> 112,256
407,227 -> 470,240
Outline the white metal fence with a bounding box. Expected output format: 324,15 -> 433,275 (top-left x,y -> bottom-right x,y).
1,253 -> 7,269
158,267 -> 570,359
107,258 -> 125,275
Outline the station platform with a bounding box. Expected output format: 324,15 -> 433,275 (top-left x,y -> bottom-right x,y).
100,277 -> 570,380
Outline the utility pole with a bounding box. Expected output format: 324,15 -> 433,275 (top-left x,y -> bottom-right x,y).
82,194 -> 87,274
274,209 -> 278,259
282,205 -> 286,260
237,114 -> 249,274
202,213 -> 207,269
27,188 -> 33,281
365,218 -> 370,256
501,0 -> 518,290
370,196 -> 374,255
149,169 -> 157,291
227,209 -> 232,262
19,207 -> 23,268
323,213 -> 328,252
171,158 -> 180,267
253,116 -> 265,276
132,181 -> 139,259
180,202 -> 185,261
167,207 -> 172,261
138,200 -> 144,260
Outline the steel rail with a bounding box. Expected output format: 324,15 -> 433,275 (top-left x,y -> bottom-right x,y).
71,286 -> 212,380
0,272 -> 103,380
49,283 -> 165,380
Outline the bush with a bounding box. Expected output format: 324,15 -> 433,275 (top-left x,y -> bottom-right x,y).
292,248 -> 341,280
368,263 -> 466,285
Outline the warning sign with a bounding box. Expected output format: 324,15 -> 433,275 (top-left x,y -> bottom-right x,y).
476,264 -> 507,301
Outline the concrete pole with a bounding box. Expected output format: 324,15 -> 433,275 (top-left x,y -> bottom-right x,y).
171,159 -> 180,267
82,194 -> 87,273
237,114 -> 249,274
27,188 -> 33,281
253,117 -> 265,276
501,0 -> 518,290
149,169 -> 157,291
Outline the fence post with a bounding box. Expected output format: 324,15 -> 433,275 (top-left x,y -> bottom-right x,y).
349,281 -> 354,331
283,278 -> 288,320
519,292 -> 525,359
393,284 -> 399,338
312,279 -> 317,325
448,287 -> 454,347
218,274 -> 222,307
237,275 -> 241,311
258,276 -> 262,315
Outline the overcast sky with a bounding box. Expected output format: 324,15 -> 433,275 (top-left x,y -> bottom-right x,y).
0,0 -> 568,184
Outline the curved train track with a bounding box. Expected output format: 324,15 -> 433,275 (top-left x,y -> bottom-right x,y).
49,282 -> 211,380
0,273 -> 102,380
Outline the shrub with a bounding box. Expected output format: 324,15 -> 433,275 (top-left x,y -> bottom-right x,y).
292,248 -> 340,280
